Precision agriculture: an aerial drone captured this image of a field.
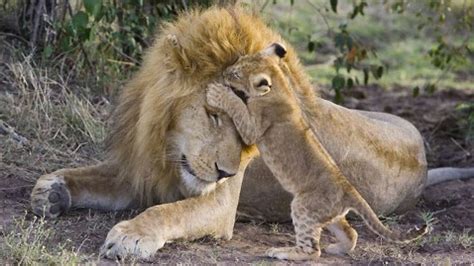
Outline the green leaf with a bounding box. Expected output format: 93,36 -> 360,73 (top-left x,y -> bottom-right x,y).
59,36 -> 72,52
72,11 -> 89,30
330,0 -> 338,13
334,88 -> 343,104
377,66 -> 384,78
290,0 -> 294,5
334,33 -> 345,50
346,35 -> 353,50
425,84 -> 436,94
346,64 -> 352,73
350,5 -> 359,19
363,68 -> 369,85
371,65 -> 384,80
307,41 -> 315,52
77,27 -> 91,41
43,44 -> 53,58
347,78 -> 354,89
334,57 -> 344,73
332,75 -> 345,90
412,86 -> 420,97
83,0 -> 101,17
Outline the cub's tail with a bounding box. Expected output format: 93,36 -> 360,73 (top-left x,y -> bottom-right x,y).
348,189 -> 430,243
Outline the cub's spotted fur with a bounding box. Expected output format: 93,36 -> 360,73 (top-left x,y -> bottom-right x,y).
206,43 -> 429,261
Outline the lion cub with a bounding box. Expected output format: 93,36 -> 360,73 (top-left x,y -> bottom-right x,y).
206,43 -> 429,261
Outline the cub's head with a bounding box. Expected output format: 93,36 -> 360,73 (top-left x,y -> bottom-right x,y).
222,43 -> 290,103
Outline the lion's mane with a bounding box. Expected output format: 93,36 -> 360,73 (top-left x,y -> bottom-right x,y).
105,6 -> 314,205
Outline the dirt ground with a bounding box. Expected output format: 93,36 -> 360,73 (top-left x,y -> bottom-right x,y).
1,82 -> 473,264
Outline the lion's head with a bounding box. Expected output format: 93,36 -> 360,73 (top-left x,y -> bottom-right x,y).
169,92 -> 244,198
105,6 -> 309,205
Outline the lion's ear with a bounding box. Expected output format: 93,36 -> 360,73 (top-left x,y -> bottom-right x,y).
261,42 -> 287,59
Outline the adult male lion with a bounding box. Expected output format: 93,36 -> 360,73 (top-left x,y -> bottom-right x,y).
30,6 -> 474,259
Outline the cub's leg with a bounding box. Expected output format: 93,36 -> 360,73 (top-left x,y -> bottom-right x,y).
206,83 -> 260,145
325,217 -> 358,255
266,196 -> 322,261
31,162 -> 135,218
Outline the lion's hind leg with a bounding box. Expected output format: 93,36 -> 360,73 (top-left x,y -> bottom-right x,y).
31,162 -> 135,218
325,217 -> 358,255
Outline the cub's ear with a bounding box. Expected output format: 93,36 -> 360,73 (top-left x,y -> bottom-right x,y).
261,42 -> 287,59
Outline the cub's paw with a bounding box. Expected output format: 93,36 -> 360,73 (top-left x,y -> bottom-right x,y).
206,83 -> 230,109
100,220 -> 164,260
266,246 -> 320,261
325,243 -> 353,255
30,174 -> 71,218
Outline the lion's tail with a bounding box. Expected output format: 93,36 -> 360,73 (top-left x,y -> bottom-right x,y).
427,167 -> 474,186
348,189 -> 430,244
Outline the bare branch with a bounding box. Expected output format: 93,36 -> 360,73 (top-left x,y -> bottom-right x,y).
0,119 -> 29,146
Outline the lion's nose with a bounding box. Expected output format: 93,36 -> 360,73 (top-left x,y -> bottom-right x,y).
215,163 -> 235,180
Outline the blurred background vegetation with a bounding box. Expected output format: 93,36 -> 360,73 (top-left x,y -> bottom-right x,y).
0,0 -> 473,147
1,0 -> 472,94
0,0 -> 474,90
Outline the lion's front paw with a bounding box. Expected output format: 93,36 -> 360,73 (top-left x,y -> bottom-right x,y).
30,173 -> 71,218
206,82 -> 230,110
100,220 -> 164,260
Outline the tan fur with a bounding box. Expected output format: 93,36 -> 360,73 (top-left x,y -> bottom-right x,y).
30,6 -> 438,259
206,45 -> 429,260
104,6 -> 294,205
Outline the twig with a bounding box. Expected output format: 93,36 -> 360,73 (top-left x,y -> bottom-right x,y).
106,58 -> 136,66
450,137 -> 471,157
0,119 -> 29,145
0,32 -> 29,44
305,0 -> 333,35
259,0 -> 271,12
31,0 -> 46,48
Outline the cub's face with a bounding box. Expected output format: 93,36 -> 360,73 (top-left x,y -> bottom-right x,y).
171,93 -> 244,197
222,55 -> 275,102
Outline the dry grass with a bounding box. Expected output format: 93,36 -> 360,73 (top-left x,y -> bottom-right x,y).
1,40 -> 109,176
0,41 -> 109,264
2,52 -> 107,145
0,213 -> 89,264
